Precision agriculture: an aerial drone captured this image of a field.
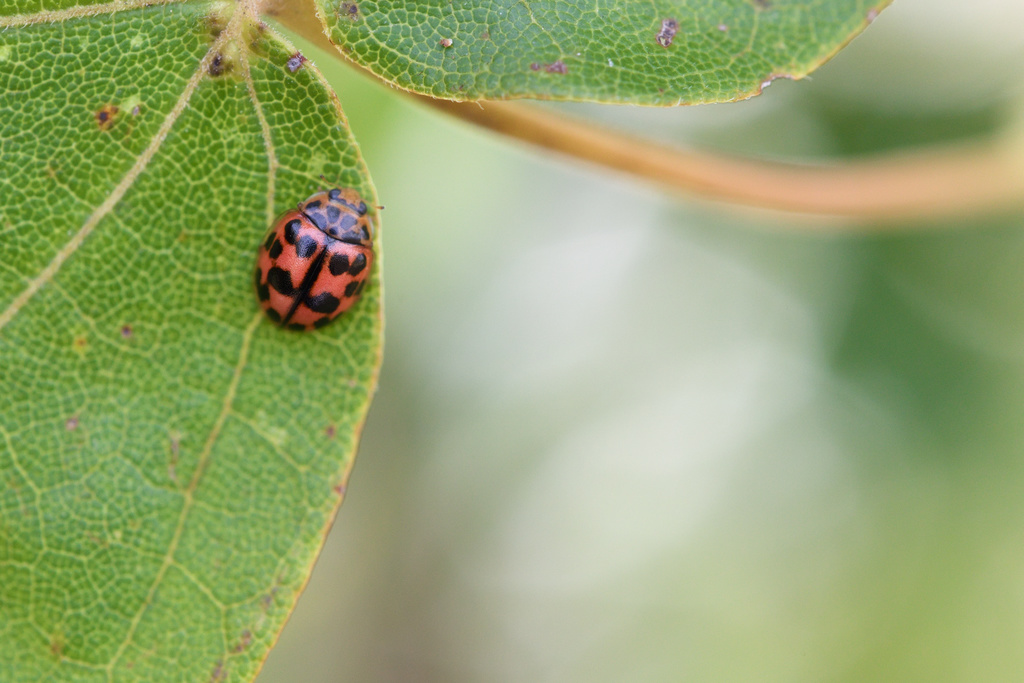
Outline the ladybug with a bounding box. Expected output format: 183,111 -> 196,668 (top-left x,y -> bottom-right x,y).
255,187 -> 374,330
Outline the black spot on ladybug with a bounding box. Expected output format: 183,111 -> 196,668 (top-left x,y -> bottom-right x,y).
287,323 -> 306,331
255,268 -> 270,302
344,280 -> 360,297
268,238 -> 283,259
306,291 -> 341,314
305,208 -> 328,230
357,202 -> 367,215
314,316 -> 332,328
326,204 -> 341,224
266,308 -> 282,323
328,253 -> 349,276
348,253 -> 367,276
336,196 -> 360,212
284,219 -> 301,243
305,200 -> 322,211
267,267 -> 294,295
295,235 -> 318,258
264,231 -> 276,250
328,189 -> 341,200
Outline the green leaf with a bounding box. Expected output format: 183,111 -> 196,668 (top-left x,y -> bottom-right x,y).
0,2 -> 381,681
320,0 -> 890,104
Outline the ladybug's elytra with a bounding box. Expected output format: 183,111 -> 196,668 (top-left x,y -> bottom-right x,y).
255,188 -> 374,331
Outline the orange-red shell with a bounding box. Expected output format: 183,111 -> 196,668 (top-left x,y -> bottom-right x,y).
255,188 -> 374,330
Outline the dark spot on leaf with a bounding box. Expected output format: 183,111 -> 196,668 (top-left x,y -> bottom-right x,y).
530,63 -> 541,71
440,38 -> 453,48
231,630 -> 253,653
131,104 -> 140,116
339,1 -> 359,19
544,60 -> 568,74
65,417 -> 78,431
717,23 -> 729,32
656,18 -> 679,47
325,424 -> 336,438
74,336 -> 87,350
210,659 -> 226,683
50,637 -> 63,657
334,483 -> 346,496
121,325 -> 132,338
209,53 -> 228,77
480,31 -> 490,40
287,52 -> 306,72
95,105 -> 119,131
751,0 -> 771,7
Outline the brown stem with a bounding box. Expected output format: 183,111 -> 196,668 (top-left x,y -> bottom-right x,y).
267,1 -> 1024,225
421,99 -> 1024,224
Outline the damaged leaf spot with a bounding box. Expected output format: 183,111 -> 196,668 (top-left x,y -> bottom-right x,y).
544,60 -> 568,74
286,52 -> 306,72
230,630 -> 253,653
439,38 -> 453,48
656,18 -> 679,47
65,416 -> 79,431
95,104 -> 119,131
339,1 -> 359,19
758,73 -> 793,92
209,53 -> 228,76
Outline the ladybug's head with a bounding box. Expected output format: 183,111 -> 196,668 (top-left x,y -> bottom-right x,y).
299,188 -> 374,247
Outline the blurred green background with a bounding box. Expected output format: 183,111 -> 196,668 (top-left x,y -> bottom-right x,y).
260,3 -> 1024,681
